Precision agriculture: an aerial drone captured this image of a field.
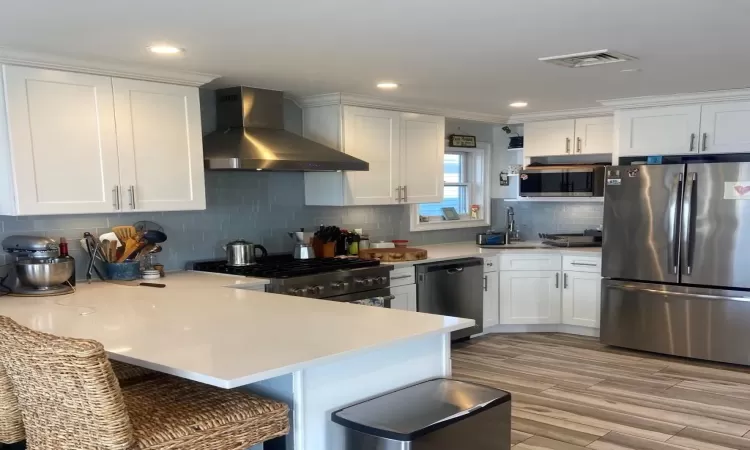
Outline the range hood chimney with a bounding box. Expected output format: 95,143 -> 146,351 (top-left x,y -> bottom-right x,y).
203,87 -> 369,171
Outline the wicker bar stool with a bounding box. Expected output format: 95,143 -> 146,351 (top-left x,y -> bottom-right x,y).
0,316 -> 289,450
1,358 -> 160,446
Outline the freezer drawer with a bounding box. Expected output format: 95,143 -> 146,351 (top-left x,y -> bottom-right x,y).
601,279 -> 750,365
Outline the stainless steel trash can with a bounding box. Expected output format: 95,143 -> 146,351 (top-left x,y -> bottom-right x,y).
331,378 -> 511,450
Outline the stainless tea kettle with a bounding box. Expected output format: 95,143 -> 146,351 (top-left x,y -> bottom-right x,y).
223,240 -> 268,267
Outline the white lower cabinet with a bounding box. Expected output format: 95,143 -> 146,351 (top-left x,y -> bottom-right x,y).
390,284 -> 417,312
499,270 -> 561,325
562,271 -> 601,328
483,271 -> 499,328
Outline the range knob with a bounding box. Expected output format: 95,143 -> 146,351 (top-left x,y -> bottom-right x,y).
287,287 -> 308,296
331,281 -> 349,290
364,277 -> 375,287
354,278 -> 366,287
377,276 -> 388,284
309,285 -> 325,295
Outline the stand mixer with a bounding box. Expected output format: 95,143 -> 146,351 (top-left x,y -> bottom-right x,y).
1,235 -> 75,296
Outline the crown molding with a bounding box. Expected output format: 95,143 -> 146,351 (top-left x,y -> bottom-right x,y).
600,88 -> 750,108
507,106 -> 613,124
0,48 -> 219,87
296,92 -> 508,123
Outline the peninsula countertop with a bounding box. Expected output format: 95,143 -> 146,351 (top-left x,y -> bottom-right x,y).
0,272 -> 473,388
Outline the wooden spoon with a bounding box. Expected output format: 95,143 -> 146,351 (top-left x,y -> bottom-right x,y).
117,237 -> 143,263
112,226 -> 137,244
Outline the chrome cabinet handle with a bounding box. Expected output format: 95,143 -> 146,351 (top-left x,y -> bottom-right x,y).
571,262 -> 598,267
447,267 -> 464,274
576,137 -> 582,153
112,186 -> 120,210
403,185 -> 408,202
395,186 -> 402,203
483,275 -> 488,291
565,138 -> 571,154
564,273 -> 568,289
555,273 -> 559,288
390,275 -> 412,281
682,172 -> 697,275
689,133 -> 696,152
128,185 -> 136,210
702,133 -> 708,152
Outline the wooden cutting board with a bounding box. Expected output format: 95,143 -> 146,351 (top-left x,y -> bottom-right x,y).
359,248 -> 428,262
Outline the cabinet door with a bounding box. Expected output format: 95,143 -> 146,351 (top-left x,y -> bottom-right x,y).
523,119 -> 575,157
499,270 -> 561,324
617,106 -> 702,156
390,284 -> 417,312
342,106 -> 401,205
112,79 -> 205,212
400,113 -> 445,204
562,271 -> 601,328
574,117 -> 613,155
700,101 -> 750,154
3,66 -> 120,215
483,271 -> 499,328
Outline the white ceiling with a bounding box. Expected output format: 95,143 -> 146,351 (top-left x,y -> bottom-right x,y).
2,0 -> 749,117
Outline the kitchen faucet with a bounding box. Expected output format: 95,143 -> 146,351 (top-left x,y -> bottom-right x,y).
506,207 -> 520,242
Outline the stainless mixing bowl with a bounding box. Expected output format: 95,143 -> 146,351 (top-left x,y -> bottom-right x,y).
16,258 -> 74,290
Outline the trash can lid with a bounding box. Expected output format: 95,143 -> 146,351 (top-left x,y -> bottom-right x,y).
331,378 -> 511,441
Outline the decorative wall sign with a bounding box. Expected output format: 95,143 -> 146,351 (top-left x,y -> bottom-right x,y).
448,134 -> 477,148
725,182 -> 750,200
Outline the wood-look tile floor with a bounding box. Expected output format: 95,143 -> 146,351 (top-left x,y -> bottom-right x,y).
451,333 -> 750,450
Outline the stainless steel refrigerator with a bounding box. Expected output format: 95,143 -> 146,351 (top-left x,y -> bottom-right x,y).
601,162 -> 750,365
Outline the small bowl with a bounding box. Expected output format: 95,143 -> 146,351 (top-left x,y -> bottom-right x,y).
105,261 -> 140,281
392,240 -> 409,248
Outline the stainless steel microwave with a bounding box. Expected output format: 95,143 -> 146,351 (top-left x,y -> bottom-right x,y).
519,165 -> 606,198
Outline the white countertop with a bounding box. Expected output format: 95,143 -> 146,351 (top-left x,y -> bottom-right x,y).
388,241 -> 601,267
0,272 -> 473,388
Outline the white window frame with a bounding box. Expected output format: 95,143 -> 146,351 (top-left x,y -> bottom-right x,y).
410,142 -> 492,231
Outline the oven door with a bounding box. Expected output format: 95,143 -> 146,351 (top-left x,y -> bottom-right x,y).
326,288 -> 392,308
520,167 -> 604,197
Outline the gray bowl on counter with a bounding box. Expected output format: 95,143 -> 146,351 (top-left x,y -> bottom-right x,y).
16,258 -> 74,289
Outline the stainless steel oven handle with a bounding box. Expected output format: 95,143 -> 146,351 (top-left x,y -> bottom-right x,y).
447,268 -> 464,274
681,172 -> 696,275
483,275 -> 488,291
608,284 -> 750,303
668,172 -> 683,275
390,275 -> 412,281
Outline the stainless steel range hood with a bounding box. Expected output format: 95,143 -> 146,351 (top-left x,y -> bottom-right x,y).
203,87 -> 368,171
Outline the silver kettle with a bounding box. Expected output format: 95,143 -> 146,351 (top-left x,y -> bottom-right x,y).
223,240 -> 268,267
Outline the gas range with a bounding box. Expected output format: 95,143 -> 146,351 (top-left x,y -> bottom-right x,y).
191,255 -> 393,304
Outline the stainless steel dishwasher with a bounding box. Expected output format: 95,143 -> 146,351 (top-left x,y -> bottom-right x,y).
416,258 -> 483,340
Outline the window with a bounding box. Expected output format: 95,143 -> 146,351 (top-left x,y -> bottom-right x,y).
411,143 -> 491,231
418,152 -> 471,216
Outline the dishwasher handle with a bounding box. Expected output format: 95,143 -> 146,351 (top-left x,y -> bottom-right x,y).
446,268 -> 464,274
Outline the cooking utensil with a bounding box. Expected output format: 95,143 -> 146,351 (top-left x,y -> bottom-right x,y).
133,220 -> 164,233
289,228 -> 315,244
293,243 -> 316,260
223,240 -> 268,267
99,232 -> 122,247
143,230 -> 167,244
136,244 -> 157,261
117,237 -> 143,263
112,225 -> 137,244
16,258 -> 75,289
107,280 -> 166,288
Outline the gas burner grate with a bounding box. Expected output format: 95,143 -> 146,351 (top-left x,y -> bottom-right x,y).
192,255 -> 379,278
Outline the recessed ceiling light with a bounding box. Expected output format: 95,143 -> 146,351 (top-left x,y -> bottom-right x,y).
148,45 -> 185,55
377,82 -> 399,89
509,102 -> 528,108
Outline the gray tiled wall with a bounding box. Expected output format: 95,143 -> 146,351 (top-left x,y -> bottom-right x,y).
0,171 -> 485,278
490,199 -> 603,240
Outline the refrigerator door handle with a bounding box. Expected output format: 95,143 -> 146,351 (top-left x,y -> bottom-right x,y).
608,283 -> 750,303
668,173 -> 683,275
681,172 -> 697,275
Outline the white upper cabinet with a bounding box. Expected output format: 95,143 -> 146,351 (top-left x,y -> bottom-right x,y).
303,104 -> 445,206
0,65 -> 206,216
400,112 -> 444,204
574,117 -> 613,155
616,105 -> 702,157
342,106 -> 401,205
524,119 -> 575,157
524,117 -> 613,157
112,79 -> 205,212
1,66 -> 121,215
699,101 -> 750,154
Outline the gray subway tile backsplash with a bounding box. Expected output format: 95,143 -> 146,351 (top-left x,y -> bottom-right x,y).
490,199 -> 604,240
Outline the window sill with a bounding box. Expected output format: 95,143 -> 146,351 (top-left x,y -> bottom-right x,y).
410,218 -> 491,232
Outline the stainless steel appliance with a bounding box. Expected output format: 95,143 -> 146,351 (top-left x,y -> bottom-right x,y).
203,87 -> 369,171
1,235 -> 74,296
416,258 -> 483,340
191,255 -> 393,307
223,240 -> 268,267
288,231 -> 316,260
601,162 -> 750,365
520,164 -> 606,198
476,231 -> 506,247
505,207 -> 520,243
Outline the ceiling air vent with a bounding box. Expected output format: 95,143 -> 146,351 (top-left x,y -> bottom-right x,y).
539,49 -> 637,68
